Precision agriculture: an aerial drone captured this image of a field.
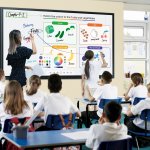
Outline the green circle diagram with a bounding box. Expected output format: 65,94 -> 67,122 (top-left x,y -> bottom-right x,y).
45,25 -> 54,34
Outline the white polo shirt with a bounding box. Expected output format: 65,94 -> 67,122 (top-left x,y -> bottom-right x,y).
81,60 -> 102,88
128,85 -> 147,104
131,97 -> 150,130
93,84 -> 118,117
24,90 -> 46,104
86,122 -> 130,150
34,93 -> 79,122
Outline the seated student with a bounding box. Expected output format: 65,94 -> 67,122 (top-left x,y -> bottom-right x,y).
24,75 -> 45,106
34,74 -> 81,130
86,101 -> 130,150
126,83 -> 150,132
0,80 -> 33,131
0,69 -> 5,98
124,73 -> 147,104
81,71 -> 118,127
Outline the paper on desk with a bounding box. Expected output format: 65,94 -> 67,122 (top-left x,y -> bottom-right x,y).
26,64 -> 44,79
61,131 -> 88,140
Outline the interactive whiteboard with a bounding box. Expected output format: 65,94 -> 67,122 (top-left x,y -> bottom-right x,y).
2,8 -> 114,78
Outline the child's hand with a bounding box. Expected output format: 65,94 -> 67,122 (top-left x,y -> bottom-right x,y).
100,52 -> 105,58
99,117 -> 105,124
97,79 -> 104,86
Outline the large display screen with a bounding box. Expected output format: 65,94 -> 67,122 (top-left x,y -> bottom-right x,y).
2,8 -> 114,78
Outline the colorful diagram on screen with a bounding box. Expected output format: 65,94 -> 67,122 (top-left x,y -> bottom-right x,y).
54,53 -> 63,68
54,56 -> 63,66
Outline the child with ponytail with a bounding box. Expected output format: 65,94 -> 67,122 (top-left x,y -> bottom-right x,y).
81,50 -> 108,100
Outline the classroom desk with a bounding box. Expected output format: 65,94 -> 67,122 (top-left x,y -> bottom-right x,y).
77,99 -> 97,127
3,128 -> 89,149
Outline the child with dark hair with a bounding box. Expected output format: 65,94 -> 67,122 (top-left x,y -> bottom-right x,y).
81,50 -> 107,100
0,69 -> 5,98
124,72 -> 147,103
86,101 -> 130,150
34,74 -> 80,123
81,71 -> 118,127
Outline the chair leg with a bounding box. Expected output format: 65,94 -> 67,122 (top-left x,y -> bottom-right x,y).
135,137 -> 139,150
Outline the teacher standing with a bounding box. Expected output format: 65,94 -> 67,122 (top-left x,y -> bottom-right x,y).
6,30 -> 37,87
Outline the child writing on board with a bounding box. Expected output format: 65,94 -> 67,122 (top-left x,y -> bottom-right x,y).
81,50 -> 108,100
6,30 -> 37,87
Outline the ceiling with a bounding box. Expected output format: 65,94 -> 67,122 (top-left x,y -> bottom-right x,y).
99,0 -> 150,5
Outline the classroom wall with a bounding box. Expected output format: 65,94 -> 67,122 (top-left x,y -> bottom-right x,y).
124,3 -> 150,11
0,0 -> 124,101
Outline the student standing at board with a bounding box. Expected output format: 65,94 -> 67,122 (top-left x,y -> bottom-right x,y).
6,30 -> 37,87
81,50 -> 108,99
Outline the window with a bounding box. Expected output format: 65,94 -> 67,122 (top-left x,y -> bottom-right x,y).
124,11 -> 145,21
124,42 -> 146,59
123,11 -> 149,83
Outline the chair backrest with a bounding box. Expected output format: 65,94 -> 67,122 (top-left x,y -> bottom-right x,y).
3,117 -> 30,133
99,98 -> 122,109
139,109 -> 150,134
133,97 -> 145,105
45,113 -> 76,130
98,138 -> 132,150
140,109 -> 150,121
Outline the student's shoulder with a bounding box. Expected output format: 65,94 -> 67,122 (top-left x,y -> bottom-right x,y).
61,94 -> 71,101
89,124 -> 103,131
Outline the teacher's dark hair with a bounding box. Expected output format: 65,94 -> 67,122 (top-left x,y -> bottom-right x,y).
48,74 -> 62,93
84,50 -> 94,79
8,30 -> 21,54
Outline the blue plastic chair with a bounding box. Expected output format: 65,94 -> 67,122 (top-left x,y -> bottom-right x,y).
3,117 -> 30,133
133,97 -> 145,105
99,98 -> 122,109
128,109 -> 150,149
45,113 -> 76,130
98,138 -> 132,150
128,97 -> 145,121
